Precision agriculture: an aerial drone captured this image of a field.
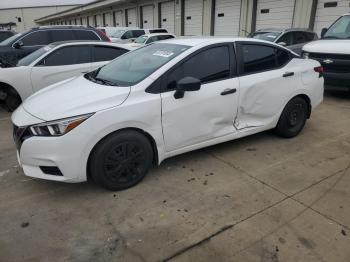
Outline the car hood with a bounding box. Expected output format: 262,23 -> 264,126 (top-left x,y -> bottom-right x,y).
22,75 -> 131,121
303,40 -> 350,54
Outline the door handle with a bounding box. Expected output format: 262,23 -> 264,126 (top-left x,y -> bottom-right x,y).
221,88 -> 237,96
283,72 -> 294,77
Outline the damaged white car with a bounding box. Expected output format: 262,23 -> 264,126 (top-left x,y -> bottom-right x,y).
12,38 -> 324,190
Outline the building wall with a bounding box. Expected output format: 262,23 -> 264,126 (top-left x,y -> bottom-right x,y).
0,6 -> 77,32
36,0 -> 349,37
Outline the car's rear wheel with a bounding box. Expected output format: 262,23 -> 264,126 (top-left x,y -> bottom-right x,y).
275,97 -> 308,138
89,130 -> 153,191
5,89 -> 21,112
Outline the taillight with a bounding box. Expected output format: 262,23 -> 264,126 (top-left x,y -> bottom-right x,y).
314,66 -> 324,77
97,29 -> 111,42
314,66 -> 324,73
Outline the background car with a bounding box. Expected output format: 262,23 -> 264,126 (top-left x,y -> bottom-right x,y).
0,30 -> 15,42
96,27 -> 130,38
0,25 -> 110,68
0,41 -> 131,111
125,33 -> 175,49
302,14 -> 350,88
11,38 -> 324,190
249,28 -> 318,55
110,28 -> 168,43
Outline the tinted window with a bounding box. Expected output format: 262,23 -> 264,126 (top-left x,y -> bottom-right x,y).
132,30 -> 145,38
40,46 -> 91,66
75,30 -> 100,40
0,32 -> 13,42
51,30 -> 76,42
249,31 -> 281,42
93,46 -> 128,62
242,45 -> 276,74
149,29 -> 168,33
146,36 -> 158,44
21,31 -> 51,46
167,46 -> 230,89
295,32 -> 307,44
276,49 -> 291,67
277,32 -> 294,45
304,32 -> 317,41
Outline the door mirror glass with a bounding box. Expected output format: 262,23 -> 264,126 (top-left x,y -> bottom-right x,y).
277,41 -> 287,46
13,41 -> 23,49
321,28 -> 328,38
174,76 -> 201,99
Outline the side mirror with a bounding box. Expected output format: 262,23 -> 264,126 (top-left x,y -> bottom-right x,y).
13,41 -> 23,49
277,42 -> 287,47
321,28 -> 328,38
174,76 -> 201,99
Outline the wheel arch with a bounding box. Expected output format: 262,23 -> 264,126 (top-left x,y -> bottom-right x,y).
293,94 -> 312,119
0,81 -> 22,101
86,127 -> 159,180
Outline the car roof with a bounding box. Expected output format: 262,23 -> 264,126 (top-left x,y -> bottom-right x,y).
34,25 -> 96,30
142,33 -> 174,37
49,40 -> 133,50
160,37 -> 271,47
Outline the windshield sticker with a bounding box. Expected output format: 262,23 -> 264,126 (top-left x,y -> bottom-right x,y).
267,35 -> 277,39
152,50 -> 174,58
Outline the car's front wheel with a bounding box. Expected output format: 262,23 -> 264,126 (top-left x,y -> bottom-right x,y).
89,130 -> 153,191
275,97 -> 308,138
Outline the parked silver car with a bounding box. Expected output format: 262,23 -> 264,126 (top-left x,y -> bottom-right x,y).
249,28 -> 318,55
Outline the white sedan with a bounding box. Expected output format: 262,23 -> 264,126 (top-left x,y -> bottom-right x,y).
12,38 -> 324,190
0,41 -> 132,111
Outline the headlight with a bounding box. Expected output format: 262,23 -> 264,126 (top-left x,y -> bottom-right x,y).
302,52 -> 309,59
29,113 -> 93,137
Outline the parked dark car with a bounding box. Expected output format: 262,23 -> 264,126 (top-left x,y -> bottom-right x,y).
0,26 -> 110,67
249,28 -> 318,55
0,30 -> 15,43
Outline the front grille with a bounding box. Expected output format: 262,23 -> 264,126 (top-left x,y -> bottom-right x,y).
13,125 -> 33,151
309,53 -> 350,74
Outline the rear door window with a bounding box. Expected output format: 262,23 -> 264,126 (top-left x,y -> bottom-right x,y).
93,46 -> 128,62
277,32 -> 294,45
39,45 -> 91,66
295,32 -> 308,44
74,30 -> 100,40
51,30 -> 76,42
21,31 -> 51,46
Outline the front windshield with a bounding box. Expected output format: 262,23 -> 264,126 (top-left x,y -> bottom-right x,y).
249,31 -> 281,42
135,35 -> 148,44
324,15 -> 350,39
17,45 -> 53,66
0,33 -> 22,46
111,30 -> 126,38
85,43 -> 190,86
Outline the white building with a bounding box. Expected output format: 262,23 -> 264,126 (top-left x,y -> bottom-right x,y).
0,0 -> 93,32
35,0 -> 350,36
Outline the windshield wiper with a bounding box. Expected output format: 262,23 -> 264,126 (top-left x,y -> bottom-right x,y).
94,77 -> 119,86
84,69 -> 118,86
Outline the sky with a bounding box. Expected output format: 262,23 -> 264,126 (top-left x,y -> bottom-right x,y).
0,0 -> 94,9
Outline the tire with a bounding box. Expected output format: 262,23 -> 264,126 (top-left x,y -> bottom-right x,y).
89,130 -> 153,191
5,89 -> 21,112
275,97 -> 308,138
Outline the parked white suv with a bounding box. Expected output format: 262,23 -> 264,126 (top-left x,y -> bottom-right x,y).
302,14 -> 350,88
110,28 -> 168,43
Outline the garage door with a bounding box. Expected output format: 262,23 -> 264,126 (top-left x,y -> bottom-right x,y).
103,12 -> 112,26
141,5 -> 154,29
214,0 -> 241,36
126,8 -> 137,27
314,0 -> 350,36
184,0 -> 203,36
114,10 -> 123,26
160,1 -> 175,34
256,0 -> 296,30
95,14 -> 103,27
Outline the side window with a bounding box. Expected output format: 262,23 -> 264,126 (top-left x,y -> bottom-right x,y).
146,36 -> 157,44
132,30 -> 145,38
162,35 -> 175,40
123,31 -> 133,39
241,44 -> 276,74
305,32 -> 317,41
276,49 -> 291,67
167,46 -> 230,89
21,31 -> 51,46
51,30 -> 75,42
295,32 -> 307,44
40,46 -> 91,66
93,46 -> 127,62
74,30 -> 100,40
277,32 -> 293,45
